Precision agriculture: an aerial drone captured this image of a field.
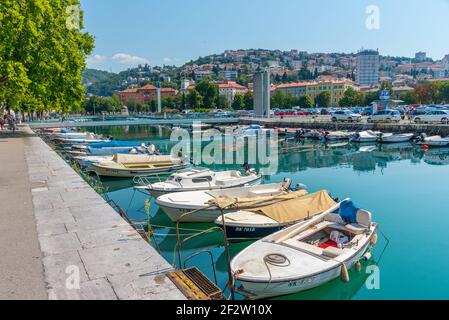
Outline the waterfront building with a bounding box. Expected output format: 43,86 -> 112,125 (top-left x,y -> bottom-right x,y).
306,80 -> 356,106
272,79 -> 357,107
356,49 -> 380,86
117,84 -> 177,106
253,70 -> 271,117
217,81 -> 248,104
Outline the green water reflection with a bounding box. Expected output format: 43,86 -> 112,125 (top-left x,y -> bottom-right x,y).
84,125 -> 449,300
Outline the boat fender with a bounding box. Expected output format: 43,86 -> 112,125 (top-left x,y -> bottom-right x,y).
295,183 -> 307,191
370,233 -> 378,246
340,263 -> 349,283
355,260 -> 362,272
362,252 -> 372,262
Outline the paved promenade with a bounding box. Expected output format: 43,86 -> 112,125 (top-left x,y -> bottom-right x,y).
0,127 -> 185,300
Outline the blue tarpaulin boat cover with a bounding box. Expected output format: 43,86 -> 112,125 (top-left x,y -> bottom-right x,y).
339,200 -> 359,224
88,141 -> 143,148
87,146 -> 145,155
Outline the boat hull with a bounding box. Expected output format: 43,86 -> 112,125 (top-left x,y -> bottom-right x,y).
158,205 -> 230,223
216,223 -> 286,241
147,177 -> 262,199
92,163 -> 187,178
236,241 -> 372,299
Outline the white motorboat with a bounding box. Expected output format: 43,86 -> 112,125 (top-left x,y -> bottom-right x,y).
91,154 -> 189,178
415,134 -> 449,147
215,190 -> 337,241
349,131 -> 381,143
379,133 -> 414,143
324,131 -> 354,141
54,132 -> 109,145
231,199 -> 378,299
136,167 -> 262,198
75,153 -> 173,172
155,180 -> 305,223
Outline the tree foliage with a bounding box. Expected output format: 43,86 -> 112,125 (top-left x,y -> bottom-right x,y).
0,0 -> 94,114
315,91 -> 331,108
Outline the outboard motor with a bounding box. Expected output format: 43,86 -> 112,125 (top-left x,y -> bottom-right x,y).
282,178 -> 292,191
415,133 -> 426,143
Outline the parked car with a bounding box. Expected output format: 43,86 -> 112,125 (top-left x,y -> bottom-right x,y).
331,110 -> 362,122
320,108 -> 330,115
367,110 -> 402,123
413,110 -> 449,124
410,108 -> 429,116
295,109 -> 309,116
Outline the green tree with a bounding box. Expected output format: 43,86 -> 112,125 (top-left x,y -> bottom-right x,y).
298,95 -> 314,108
0,0 -> 94,117
364,91 -> 379,106
339,88 -> 365,107
187,89 -> 203,109
438,81 -> 449,103
231,94 -> 245,110
243,91 -> 253,110
315,91 -> 331,108
216,95 -> 230,110
399,90 -> 418,105
195,80 -> 218,108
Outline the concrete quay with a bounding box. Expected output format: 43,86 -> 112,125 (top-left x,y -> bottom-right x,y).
241,117 -> 449,136
0,127 -> 185,300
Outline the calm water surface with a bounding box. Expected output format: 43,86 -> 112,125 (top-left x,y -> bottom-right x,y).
82,125 -> 449,300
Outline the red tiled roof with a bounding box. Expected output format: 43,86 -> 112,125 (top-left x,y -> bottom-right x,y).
217,81 -> 247,90
119,88 -> 139,93
138,84 -> 157,91
160,88 -> 177,92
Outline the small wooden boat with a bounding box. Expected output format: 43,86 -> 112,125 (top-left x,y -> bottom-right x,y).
91,154 -> 188,178
379,133 -> 414,143
231,199 -> 377,299
156,180 -> 305,223
215,190 -> 337,241
137,167 -> 262,198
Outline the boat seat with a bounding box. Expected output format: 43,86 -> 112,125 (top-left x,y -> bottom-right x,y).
345,209 -> 371,235
322,246 -> 342,258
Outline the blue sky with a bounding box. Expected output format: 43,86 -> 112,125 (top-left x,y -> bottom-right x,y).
81,0 -> 449,72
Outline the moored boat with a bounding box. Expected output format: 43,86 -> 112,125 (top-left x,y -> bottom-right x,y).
155,180 -> 306,223
324,131 -> 354,141
349,130 -> 381,143
379,133 -> 414,143
136,167 -> 262,198
415,134 -> 449,147
215,190 -> 337,241
231,199 -> 378,299
91,154 -> 189,178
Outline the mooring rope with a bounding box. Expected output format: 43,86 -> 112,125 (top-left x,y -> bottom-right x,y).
263,253 -> 291,288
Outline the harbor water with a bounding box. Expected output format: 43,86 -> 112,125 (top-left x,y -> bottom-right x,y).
79,125 -> 449,300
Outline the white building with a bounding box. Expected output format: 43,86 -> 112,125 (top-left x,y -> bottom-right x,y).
356,49 -> 380,86
443,54 -> 449,71
218,81 -> 248,104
